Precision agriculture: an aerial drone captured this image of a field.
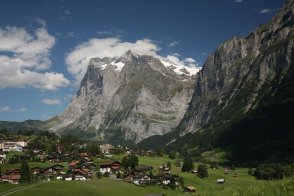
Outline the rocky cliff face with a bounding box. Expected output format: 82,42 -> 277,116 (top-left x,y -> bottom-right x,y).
177,0 -> 294,135
48,51 -> 200,143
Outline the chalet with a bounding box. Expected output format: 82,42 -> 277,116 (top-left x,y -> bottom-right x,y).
83,162 -> 96,170
37,153 -> 47,162
31,167 -> 43,175
184,186 -> 196,192
69,160 -> 81,168
159,164 -> 171,173
133,173 -> 151,185
156,172 -> 178,186
46,155 -> 58,162
80,152 -> 90,159
0,157 -> 5,164
135,165 -> 153,172
99,160 -> 121,174
75,175 -> 86,181
2,169 -> 21,184
57,144 -> 64,153
16,140 -> 28,147
100,144 -> 114,154
42,164 -> 64,177
123,174 -> 134,183
0,152 -> 6,164
2,142 -> 22,152
72,168 -> 91,179
60,153 -> 72,162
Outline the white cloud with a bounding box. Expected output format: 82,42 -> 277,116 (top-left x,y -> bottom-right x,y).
168,41 -> 179,47
1,106 -> 11,112
234,0 -> 243,3
66,38 -> 160,84
0,26 -> 70,90
35,18 -> 47,27
259,9 -> 271,14
42,98 -> 61,105
66,38 -> 200,85
166,55 -> 198,68
17,107 -> 28,112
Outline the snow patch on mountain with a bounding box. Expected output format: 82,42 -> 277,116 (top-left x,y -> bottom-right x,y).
160,58 -> 201,76
111,61 -> 125,72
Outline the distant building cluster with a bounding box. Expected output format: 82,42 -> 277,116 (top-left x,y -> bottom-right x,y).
0,140 -> 28,152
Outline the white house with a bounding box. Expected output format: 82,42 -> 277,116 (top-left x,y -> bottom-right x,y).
0,151 -> 6,164
3,142 -> 22,152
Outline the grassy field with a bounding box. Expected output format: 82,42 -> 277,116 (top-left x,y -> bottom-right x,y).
2,176 -> 293,196
0,183 -> 25,194
1,155 -> 293,195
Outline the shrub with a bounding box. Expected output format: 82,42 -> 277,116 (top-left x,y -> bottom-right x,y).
96,172 -> 102,179
197,164 -> 208,178
103,172 -> 110,177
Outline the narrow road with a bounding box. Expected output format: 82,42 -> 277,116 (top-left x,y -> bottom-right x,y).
0,184 -> 35,196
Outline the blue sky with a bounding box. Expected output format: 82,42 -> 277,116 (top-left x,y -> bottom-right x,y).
0,0 -> 285,121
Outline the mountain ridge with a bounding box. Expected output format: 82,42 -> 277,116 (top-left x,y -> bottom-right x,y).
139,0 -> 294,163
45,51 -> 199,143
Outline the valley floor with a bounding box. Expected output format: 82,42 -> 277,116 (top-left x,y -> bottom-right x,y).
1,155 -> 293,196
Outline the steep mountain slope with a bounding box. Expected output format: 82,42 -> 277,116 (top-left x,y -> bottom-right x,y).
46,51 -> 200,143
140,0 -> 294,162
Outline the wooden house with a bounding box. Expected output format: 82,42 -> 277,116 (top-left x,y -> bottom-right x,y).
99,160 -> 121,174
2,169 -> 21,184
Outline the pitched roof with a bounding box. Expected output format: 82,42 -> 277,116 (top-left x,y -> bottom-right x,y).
100,160 -> 121,166
69,160 -> 80,166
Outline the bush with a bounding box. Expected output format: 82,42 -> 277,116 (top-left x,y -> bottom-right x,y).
175,159 -> 181,167
103,172 -> 110,177
96,172 -> 102,179
248,167 -> 253,175
197,164 -> 208,178
116,172 -> 121,178
253,163 -> 294,180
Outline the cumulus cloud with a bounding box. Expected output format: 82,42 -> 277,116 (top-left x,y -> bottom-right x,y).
166,55 -> 198,68
66,38 -> 160,84
42,98 -> 61,105
0,26 -> 70,90
259,9 -> 271,14
66,37 -> 199,85
1,106 -> 11,112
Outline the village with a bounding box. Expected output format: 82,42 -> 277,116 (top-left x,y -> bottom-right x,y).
0,137 -> 205,193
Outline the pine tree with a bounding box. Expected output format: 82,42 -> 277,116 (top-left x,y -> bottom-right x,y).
181,157 -> 194,172
20,161 -> 31,183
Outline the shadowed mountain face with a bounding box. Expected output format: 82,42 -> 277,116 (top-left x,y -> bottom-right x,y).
139,0 -> 294,163
45,51 -> 200,144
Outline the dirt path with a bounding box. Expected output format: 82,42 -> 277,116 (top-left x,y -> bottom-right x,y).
0,184 -> 35,196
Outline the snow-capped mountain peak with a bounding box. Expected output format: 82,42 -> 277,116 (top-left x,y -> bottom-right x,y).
160,58 -> 201,76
